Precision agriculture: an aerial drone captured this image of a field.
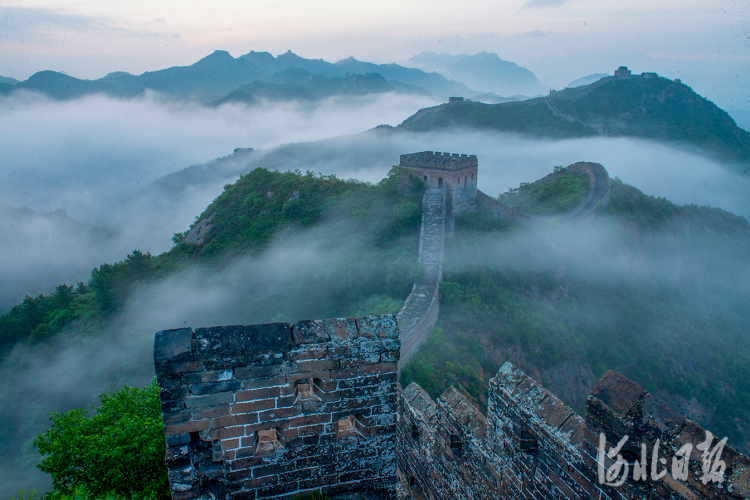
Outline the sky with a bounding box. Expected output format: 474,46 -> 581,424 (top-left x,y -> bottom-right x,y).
1,0 -> 748,90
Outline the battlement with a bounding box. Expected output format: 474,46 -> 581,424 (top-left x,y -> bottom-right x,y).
154,315 -> 400,500
399,151 -> 478,171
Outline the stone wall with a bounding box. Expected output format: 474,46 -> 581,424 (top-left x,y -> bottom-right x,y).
154,315 -> 401,500
478,161 -> 611,224
399,362 -> 750,500
398,151 -> 478,199
396,187 -> 445,369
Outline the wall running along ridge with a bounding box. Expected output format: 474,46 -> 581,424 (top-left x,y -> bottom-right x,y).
479,161 -> 612,223
154,152 -> 750,499
153,315 -> 400,500
395,187 -> 445,369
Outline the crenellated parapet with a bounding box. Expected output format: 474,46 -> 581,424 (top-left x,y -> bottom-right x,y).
154,315 -> 400,500
399,151 -> 478,171
398,361 -> 750,499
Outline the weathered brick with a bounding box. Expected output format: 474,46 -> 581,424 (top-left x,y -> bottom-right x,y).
259,407 -> 302,421
194,325 -> 244,356
164,419 -> 210,436
154,328 -> 193,361
291,319 -> 331,344
244,323 -> 293,354
184,391 -> 234,409
192,404 -> 230,420
183,369 -> 234,385
234,364 -> 282,380
295,359 -> 338,372
241,375 -> 286,390
189,380 -> 241,395
232,399 -> 275,413
355,314 -> 398,339
320,317 -> 358,342
236,386 -> 280,402
156,360 -> 204,376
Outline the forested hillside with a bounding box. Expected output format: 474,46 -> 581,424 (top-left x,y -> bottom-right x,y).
399,75 -> 750,166
0,167 -> 423,498
402,178 -> 750,452
3,166 -> 750,497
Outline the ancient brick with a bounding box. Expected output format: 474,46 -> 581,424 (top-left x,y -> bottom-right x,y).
184,391 -> 234,409
194,325 -> 244,356
156,360 -> 204,376
355,315 -> 399,339
244,323 -> 293,354
241,375 -> 286,390
232,399 -> 275,414
183,369 -> 234,385
359,362 -> 398,375
193,405 -> 230,420
295,358 -> 338,372
236,386 -> 280,402
234,364 -> 283,379
291,319 -> 331,344
259,407 -> 302,421
164,419 -> 209,435
189,381 -> 241,395
154,328 -> 193,361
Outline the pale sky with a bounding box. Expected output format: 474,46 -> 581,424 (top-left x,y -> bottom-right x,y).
1,0 -> 748,89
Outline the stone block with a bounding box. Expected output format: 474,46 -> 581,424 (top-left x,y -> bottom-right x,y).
244,323 -> 293,354
355,315 -> 399,339
154,328 -> 193,361
320,317 -> 359,342
189,381 -> 241,396
291,319 -> 331,344
588,370 -> 647,418
194,325 -> 244,357
235,364 -> 282,379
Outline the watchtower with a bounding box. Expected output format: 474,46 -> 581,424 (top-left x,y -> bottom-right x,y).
398,151 -> 478,215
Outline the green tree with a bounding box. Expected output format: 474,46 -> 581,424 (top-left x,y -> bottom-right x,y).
34,381 -> 169,500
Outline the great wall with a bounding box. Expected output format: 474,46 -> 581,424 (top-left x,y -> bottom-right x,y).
154,152 -> 750,499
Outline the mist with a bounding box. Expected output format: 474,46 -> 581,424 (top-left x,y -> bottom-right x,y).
2,90 -> 750,496
0,91 -> 438,310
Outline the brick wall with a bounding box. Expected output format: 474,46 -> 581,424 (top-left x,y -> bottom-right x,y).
399,362 -> 750,500
154,315 -> 401,500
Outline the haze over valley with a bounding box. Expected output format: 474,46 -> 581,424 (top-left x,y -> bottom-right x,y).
1,0 -> 749,498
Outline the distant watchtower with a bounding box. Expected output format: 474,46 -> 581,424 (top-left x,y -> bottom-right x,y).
614,66 -> 632,78
398,151 -> 478,215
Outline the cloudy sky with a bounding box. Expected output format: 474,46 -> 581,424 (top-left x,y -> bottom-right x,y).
1,0 -> 748,85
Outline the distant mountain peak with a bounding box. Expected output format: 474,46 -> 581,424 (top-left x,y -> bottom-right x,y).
199,50 -> 234,62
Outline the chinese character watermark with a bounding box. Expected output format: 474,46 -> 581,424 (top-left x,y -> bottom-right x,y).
596,431 -> 727,486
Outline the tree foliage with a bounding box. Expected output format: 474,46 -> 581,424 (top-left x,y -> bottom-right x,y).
33,381 -> 169,500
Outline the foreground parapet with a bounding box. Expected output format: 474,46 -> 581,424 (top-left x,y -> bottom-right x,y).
399,361 -> 750,500
154,315 -> 400,500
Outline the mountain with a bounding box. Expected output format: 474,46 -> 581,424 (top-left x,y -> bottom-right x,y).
102,50 -> 263,101
334,57 -> 474,98
1,50 -> 463,103
399,73 -> 750,166
240,50 -> 343,78
566,73 -> 609,88
212,68 -> 415,105
12,71 -> 139,100
407,51 -> 547,97
0,76 -> 18,85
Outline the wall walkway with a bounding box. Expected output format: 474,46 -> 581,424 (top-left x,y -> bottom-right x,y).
396,187 -> 445,369
478,161 -> 612,224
